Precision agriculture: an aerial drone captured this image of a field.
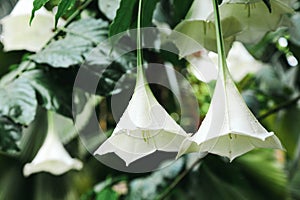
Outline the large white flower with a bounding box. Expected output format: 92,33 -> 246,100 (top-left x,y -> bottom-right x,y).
23,112 -> 83,177
94,65 -> 188,166
177,63 -> 283,161
0,0 -> 64,52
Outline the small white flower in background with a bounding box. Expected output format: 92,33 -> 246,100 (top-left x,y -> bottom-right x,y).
177,60 -> 283,161
186,50 -> 218,83
0,0 -> 65,52
23,111 -> 83,177
94,65 -> 188,166
186,42 -> 263,83
209,41 -> 264,81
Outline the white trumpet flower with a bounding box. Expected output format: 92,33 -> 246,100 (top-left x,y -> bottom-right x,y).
0,0 -> 64,52
23,112 -> 83,177
94,0 -> 187,166
177,0 -> 283,161
178,67 -> 283,161
94,67 -> 188,166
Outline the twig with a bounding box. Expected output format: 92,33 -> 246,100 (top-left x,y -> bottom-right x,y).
155,158 -> 202,200
258,95 -> 300,120
45,0 -> 94,45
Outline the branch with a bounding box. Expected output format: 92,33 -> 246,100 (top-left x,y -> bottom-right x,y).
258,95 -> 300,120
46,0 -> 94,45
155,158 -> 202,200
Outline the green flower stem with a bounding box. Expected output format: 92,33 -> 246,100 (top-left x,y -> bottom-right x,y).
136,0 -> 147,88
212,0 -> 228,76
47,111 -> 55,135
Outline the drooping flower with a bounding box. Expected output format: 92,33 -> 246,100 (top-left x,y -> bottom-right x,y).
0,0 -> 65,52
94,63 -> 188,166
177,66 -> 283,160
177,0 -> 283,161
23,111 -> 83,177
94,0 -> 188,166
216,0 -> 293,44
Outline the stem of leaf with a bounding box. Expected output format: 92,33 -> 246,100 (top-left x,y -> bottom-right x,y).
48,0 -> 94,45
258,95 -> 300,120
155,158 -> 202,200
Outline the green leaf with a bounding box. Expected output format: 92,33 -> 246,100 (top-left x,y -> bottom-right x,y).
20,69 -> 73,118
109,0 -> 137,36
96,188 -> 119,200
128,159 -> 184,200
141,0 -> 160,27
0,79 -> 37,125
153,0 -> 193,28
98,0 -> 121,20
178,153 -> 287,200
66,18 -> 108,43
0,116 -> 22,153
0,0 -> 17,19
83,43 -> 136,96
264,105 -> 300,158
30,0 -> 50,24
30,18 -> 108,68
290,170 -> 300,199
30,37 -> 91,68
55,0 -> 76,28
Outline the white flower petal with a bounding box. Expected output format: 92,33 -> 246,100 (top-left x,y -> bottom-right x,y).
94,68 -> 187,166
178,65 -> 283,160
187,51 -> 218,83
0,0 -> 65,52
209,42 -> 264,81
23,112 -> 83,177
215,0 -> 293,43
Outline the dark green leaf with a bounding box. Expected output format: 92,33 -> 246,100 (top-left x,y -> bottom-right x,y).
20,69 -> 73,118
30,37 -> 90,68
83,43 -> 136,96
0,79 -> 37,125
290,170 -> 300,199
153,0 -> 193,28
66,18 -> 108,43
0,0 -> 17,19
128,159 -> 184,200
55,0 -> 76,28
30,18 -> 108,68
96,188 -> 119,200
141,0 -> 160,27
30,0 -> 50,24
109,0 -> 137,36
0,116 -> 22,153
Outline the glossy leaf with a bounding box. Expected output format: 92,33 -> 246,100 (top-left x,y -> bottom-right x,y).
0,116 -> 22,153
109,0 -> 137,36
55,0 -> 76,28
30,18 -> 108,68
0,79 -> 37,125
20,69 -> 73,118
30,0 -> 50,24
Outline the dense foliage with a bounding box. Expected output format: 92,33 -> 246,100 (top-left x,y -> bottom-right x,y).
1,0 -> 300,199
